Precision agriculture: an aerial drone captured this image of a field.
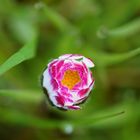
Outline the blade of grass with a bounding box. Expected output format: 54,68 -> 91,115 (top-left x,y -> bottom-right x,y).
0,106 -> 125,129
0,90 -> 128,129
0,89 -> 42,103
102,47 -> 140,66
0,32 -> 38,76
109,18 -> 140,37
97,18 -> 140,39
71,111 -> 125,127
86,47 -> 140,67
0,107 -> 63,129
35,2 -> 78,33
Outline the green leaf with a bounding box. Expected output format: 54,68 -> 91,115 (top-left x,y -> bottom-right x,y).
0,33 -> 37,76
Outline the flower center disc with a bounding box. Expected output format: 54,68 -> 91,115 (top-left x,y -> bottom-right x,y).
61,70 -> 81,90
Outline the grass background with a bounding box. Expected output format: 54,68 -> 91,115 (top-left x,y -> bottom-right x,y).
0,0 -> 140,140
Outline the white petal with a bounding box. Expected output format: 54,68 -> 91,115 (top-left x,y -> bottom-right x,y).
59,54 -> 83,60
83,57 -> 95,68
64,101 -> 73,106
43,68 -> 58,106
69,55 -> 83,60
70,91 -> 80,102
59,54 -> 71,59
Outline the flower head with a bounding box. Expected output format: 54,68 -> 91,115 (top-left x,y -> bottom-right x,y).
42,54 -> 95,110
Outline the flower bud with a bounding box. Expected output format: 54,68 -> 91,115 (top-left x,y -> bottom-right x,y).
42,54 -> 95,110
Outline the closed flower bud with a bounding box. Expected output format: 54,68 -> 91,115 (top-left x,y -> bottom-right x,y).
42,54 -> 95,110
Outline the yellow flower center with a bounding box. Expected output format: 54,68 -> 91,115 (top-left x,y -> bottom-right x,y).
61,70 -> 81,90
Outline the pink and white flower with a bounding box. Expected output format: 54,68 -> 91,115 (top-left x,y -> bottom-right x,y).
42,54 -> 95,110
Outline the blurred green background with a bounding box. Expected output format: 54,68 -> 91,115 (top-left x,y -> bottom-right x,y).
0,0 -> 140,140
